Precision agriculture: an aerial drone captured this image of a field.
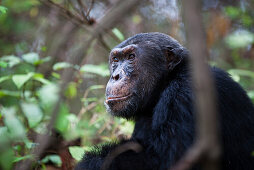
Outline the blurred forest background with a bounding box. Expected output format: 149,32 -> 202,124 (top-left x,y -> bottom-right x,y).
0,0 -> 254,169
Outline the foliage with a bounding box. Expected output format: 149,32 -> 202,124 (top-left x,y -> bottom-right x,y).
0,0 -> 253,169
0,52 -> 133,169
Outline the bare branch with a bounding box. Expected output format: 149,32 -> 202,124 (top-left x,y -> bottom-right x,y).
40,0 -> 84,25
86,0 -> 95,19
101,142 -> 143,170
171,0 -> 221,169
77,0 -> 89,21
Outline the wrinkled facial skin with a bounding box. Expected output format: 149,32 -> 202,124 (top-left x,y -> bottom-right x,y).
105,44 -> 167,119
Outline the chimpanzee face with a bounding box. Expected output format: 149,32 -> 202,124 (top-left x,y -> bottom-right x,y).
105,44 -> 139,118
105,43 -> 167,119
105,33 -> 184,119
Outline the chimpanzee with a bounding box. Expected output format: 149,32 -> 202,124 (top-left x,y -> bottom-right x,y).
75,32 -> 254,170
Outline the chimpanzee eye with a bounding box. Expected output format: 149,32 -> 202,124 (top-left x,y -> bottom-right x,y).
112,56 -> 119,62
128,53 -> 135,60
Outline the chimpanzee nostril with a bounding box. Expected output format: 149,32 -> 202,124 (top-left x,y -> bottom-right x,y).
113,74 -> 120,81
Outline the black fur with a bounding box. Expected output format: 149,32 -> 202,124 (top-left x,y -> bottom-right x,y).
75,33 -> 254,170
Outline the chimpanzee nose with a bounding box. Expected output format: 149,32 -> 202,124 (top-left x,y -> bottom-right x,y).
112,74 -> 120,81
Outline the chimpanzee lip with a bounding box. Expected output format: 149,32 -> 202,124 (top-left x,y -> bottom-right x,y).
106,94 -> 132,103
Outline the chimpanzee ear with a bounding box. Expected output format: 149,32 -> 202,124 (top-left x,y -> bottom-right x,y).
165,46 -> 184,71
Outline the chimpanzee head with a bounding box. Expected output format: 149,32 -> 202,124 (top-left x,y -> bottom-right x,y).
105,32 -> 187,119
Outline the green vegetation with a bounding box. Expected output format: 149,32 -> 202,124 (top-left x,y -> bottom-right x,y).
0,0 -> 253,169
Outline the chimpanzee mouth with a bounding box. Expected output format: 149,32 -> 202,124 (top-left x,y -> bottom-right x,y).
106,94 -> 132,104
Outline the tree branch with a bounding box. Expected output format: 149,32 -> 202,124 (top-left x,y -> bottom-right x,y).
171,0 -> 221,169
39,0 -> 84,25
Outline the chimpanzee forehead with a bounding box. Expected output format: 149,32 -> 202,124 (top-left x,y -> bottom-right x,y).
110,44 -> 138,56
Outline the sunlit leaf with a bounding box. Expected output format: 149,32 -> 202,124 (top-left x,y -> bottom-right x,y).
34,56 -> 51,65
69,146 -> 85,161
55,104 -> 69,134
112,28 -> 125,41
248,91 -> 254,100
51,72 -> 60,79
1,107 -> 26,139
0,6 -> 8,15
21,102 -> 43,128
24,139 -> 39,149
13,155 -> 33,163
0,55 -> 21,67
0,90 -> 20,98
224,6 -> 241,19
80,64 -> 110,77
53,62 -> 73,71
38,83 -> 59,109
33,77 -> 51,85
89,85 -> 105,90
32,73 -> 51,84
118,120 -> 134,134
65,82 -> 77,99
12,72 -> 34,89
0,76 -> 11,84
228,69 -> 254,79
0,61 -> 8,68
41,155 -> 62,167
225,30 -> 254,49
22,52 -> 39,65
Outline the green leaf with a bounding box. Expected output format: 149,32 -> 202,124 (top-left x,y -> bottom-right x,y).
88,85 -> 105,90
0,148 -> 14,170
112,28 -> 125,41
52,72 -> 60,79
0,126 -> 9,143
21,102 -> 43,128
33,77 -> 51,85
0,61 -> 8,68
55,104 -> 69,134
0,76 -> 11,84
69,146 -> 85,161
0,90 -> 20,98
53,62 -> 73,71
0,55 -> 21,67
224,6 -> 241,19
225,30 -> 254,49
65,82 -> 77,99
248,91 -> 254,100
80,64 -> 110,77
12,72 -> 34,89
1,107 -> 26,139
38,83 -> 59,109
0,6 -> 8,15
22,52 -> 40,65
13,155 -> 33,163
41,155 -> 62,167
35,56 -> 51,65
228,69 -> 254,79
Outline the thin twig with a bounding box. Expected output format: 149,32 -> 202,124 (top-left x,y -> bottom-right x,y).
86,0 -> 95,19
40,0 -> 84,25
98,34 -> 111,52
77,0 -> 88,21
